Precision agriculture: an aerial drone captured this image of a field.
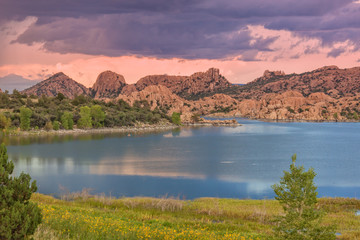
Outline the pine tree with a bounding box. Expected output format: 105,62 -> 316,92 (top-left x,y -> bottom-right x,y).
0,143 -> 42,239
272,154 -> 336,240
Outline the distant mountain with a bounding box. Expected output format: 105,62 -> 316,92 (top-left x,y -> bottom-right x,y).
0,74 -> 40,92
22,72 -> 89,98
91,71 -> 126,98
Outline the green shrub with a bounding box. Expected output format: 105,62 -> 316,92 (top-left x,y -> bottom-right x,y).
171,112 -> 181,125
0,144 -> 42,239
53,121 -> 60,130
44,121 -> 53,131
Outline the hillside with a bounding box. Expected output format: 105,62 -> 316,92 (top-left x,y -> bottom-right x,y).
124,68 -> 231,99
231,66 -> 360,100
22,72 -> 89,98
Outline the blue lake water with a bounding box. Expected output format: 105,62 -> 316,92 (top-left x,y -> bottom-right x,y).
3,119 -> 360,199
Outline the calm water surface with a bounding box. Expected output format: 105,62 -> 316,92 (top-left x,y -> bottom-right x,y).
3,119 -> 360,199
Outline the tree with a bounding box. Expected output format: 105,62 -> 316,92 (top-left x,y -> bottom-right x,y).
44,121 -> 53,131
171,112 -> 181,125
191,114 -> 200,123
20,107 -> 32,131
0,143 -> 42,239
272,154 -> 336,240
77,106 -> 92,129
61,112 -> 74,130
90,105 -> 105,128
56,93 -> 65,101
53,121 -> 60,130
0,113 -> 11,130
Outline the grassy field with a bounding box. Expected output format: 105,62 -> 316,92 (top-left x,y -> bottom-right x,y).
31,193 -> 360,240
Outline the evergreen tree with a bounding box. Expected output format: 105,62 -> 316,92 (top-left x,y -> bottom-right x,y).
20,107 -> 32,131
0,144 -> 42,239
272,154 -> 336,240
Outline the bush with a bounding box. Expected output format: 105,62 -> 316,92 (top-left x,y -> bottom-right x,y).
0,144 -> 42,239
44,121 -> 53,131
53,120 -> 60,130
171,112 -> 181,125
272,154 -> 336,240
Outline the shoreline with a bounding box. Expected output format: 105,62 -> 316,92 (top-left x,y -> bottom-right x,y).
3,119 -> 243,137
204,114 -> 360,123
4,124 -> 179,137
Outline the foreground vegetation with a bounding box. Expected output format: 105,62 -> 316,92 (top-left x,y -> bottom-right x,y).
30,193 -> 360,240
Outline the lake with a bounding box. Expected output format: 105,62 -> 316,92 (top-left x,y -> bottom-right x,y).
3,118 -> 360,199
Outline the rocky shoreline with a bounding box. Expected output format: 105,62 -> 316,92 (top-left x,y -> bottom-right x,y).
184,118 -> 240,126
206,112 -> 360,123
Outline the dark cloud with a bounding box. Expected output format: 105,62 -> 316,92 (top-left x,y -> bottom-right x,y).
327,48 -> 346,58
266,2 -> 360,46
15,13 -> 264,59
0,74 -> 40,91
1,0 -> 359,59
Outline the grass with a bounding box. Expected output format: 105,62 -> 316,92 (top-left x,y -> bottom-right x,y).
31,193 -> 360,240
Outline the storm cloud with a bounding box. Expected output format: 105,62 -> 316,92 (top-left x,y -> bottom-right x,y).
1,0 -> 359,59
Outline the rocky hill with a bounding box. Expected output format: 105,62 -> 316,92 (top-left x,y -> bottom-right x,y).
121,68 -> 231,99
91,71 -> 126,98
231,66 -> 360,100
117,85 -> 240,122
18,65 -> 360,122
22,72 -> 89,98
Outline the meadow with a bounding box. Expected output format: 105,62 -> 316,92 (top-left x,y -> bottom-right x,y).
31,192 -> 360,240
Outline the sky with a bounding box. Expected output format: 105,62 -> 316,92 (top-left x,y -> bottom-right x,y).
1,0 -> 360,89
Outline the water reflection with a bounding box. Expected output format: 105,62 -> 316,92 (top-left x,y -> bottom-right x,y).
3,120 -> 360,199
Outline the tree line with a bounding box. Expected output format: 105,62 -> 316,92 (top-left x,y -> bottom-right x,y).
0,91 -> 171,132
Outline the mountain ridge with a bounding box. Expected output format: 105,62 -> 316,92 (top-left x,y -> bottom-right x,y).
20,65 -> 360,122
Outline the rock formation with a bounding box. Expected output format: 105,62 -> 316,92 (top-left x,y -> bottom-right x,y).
91,71 -> 126,98
121,68 -> 231,99
18,65 -> 360,122
22,72 -> 89,98
233,66 -> 360,100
